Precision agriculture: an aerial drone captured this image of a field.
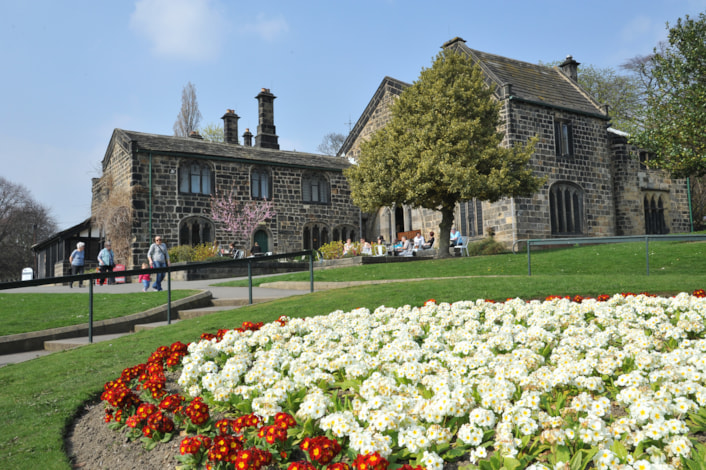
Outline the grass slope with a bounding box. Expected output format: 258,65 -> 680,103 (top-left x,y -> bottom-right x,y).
0,291 -> 198,336
1,242 -> 705,469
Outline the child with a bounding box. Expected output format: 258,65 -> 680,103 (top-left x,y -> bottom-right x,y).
138,262 -> 151,292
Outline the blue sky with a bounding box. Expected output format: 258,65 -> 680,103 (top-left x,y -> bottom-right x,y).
2,0 -> 704,230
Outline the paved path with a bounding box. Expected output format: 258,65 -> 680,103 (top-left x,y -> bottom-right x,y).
1,274 -> 309,367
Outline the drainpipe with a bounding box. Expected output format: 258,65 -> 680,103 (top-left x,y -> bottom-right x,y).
149,152 -> 153,240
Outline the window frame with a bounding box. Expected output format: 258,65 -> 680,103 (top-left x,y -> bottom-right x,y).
179,161 -> 214,195
554,119 -> 574,158
251,167 -> 272,200
302,173 -> 330,204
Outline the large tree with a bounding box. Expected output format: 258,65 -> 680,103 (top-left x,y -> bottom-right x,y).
0,177 -> 57,281
173,81 -> 203,137
345,49 -> 542,258
626,12 -> 706,178
317,132 -> 346,156
575,65 -> 643,131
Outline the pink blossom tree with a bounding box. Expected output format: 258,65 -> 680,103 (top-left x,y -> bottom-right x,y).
210,187 -> 276,243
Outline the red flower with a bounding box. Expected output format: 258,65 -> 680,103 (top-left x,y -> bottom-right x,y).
694,289 -> 706,298
352,452 -> 388,470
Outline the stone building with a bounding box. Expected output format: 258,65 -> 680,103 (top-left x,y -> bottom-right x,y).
339,37 -> 691,248
92,88 -> 360,269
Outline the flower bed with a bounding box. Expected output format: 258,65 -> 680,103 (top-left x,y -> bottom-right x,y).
101,290 -> 706,469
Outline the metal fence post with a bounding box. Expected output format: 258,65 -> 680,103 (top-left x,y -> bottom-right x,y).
248,260 -> 253,304
88,280 -> 94,343
527,240 -> 532,276
167,269 -> 172,324
310,251 -> 314,293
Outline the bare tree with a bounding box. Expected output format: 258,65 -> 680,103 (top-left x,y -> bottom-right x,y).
0,177 -> 57,281
173,81 -> 203,137
317,132 -> 346,156
92,175 -> 138,266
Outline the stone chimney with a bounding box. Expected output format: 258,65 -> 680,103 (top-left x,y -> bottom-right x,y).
559,55 -> 580,82
188,130 -> 203,139
255,88 -> 279,149
221,109 -> 240,144
243,128 -> 253,147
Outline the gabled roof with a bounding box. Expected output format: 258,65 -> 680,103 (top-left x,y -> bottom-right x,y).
340,38 -> 609,156
105,129 -> 351,172
32,218 -> 95,250
338,76 -> 410,157
444,37 -> 608,118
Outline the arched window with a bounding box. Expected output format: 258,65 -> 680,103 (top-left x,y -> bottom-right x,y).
179,217 -> 214,246
179,162 -> 213,195
549,182 -> 583,235
251,168 -> 271,199
644,194 -> 668,234
303,223 -> 330,250
333,225 -> 356,243
302,173 -> 330,204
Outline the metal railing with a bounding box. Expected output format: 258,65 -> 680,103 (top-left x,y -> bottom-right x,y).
0,250 -> 317,342
513,234 -> 706,276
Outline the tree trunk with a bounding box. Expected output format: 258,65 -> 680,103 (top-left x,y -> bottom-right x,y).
435,205 -> 455,258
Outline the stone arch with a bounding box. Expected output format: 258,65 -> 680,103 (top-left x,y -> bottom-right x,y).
303,222 -> 330,250
549,182 -> 584,235
179,216 -> 215,246
644,192 -> 669,234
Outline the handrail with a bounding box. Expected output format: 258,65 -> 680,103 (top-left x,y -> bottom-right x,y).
0,250 -> 317,343
512,234 -> 706,276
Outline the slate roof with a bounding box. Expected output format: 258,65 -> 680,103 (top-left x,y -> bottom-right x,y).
107,129 -> 351,172
444,37 -> 608,118
339,38 -> 609,156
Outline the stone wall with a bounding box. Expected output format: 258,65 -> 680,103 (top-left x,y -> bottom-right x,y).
611,136 -> 691,235
94,135 -> 360,269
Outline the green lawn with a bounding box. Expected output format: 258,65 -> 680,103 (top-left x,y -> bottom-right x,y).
216,240 -> 706,286
0,291 -> 198,336
1,242 -> 705,469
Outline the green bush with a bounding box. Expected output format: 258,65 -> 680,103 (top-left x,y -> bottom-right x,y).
168,245 -> 194,263
467,236 -> 509,256
319,241 -> 344,260
168,243 -> 220,262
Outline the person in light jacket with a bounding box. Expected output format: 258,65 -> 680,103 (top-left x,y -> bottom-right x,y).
147,236 -> 170,291
69,242 -> 85,288
97,241 -> 115,286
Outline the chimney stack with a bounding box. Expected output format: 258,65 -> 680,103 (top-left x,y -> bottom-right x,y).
255,88 -> 279,149
221,109 -> 240,144
559,55 -> 580,82
188,130 -> 203,139
243,128 -> 253,147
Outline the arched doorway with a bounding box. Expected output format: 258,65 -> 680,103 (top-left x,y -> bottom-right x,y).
253,229 -> 269,252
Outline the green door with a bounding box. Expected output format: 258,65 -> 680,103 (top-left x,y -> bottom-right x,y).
254,230 -> 268,253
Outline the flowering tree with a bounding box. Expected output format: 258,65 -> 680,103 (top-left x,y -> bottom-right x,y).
210,188 -> 275,243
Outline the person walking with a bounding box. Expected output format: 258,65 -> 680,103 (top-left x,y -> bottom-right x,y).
69,242 -> 86,288
97,241 -> 115,286
147,235 -> 170,291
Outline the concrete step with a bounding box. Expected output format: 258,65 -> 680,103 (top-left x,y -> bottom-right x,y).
134,320 -> 180,331
44,333 -> 129,352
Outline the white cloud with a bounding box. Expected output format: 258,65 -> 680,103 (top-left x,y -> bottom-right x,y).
239,13 -> 289,42
130,0 -> 227,61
